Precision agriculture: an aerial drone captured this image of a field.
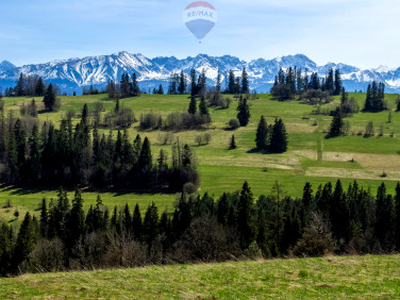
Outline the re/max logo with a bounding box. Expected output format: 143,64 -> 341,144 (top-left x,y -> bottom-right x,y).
187,10 -> 214,18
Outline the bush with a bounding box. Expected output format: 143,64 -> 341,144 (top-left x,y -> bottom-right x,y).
140,112 -> 162,130
157,132 -> 175,145
341,97 -> 360,115
25,238 -> 65,273
228,118 -> 240,129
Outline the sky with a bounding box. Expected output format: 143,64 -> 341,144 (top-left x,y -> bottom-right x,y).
1,0 -> 400,69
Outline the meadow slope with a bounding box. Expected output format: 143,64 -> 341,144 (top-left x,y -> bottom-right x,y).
0,255 -> 399,298
1,93 -> 400,222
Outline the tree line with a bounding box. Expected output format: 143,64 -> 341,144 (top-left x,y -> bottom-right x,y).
271,67 -> 342,101
106,73 -> 141,100
167,68 -> 250,96
1,179 -> 400,276
0,105 -> 199,191
3,73 -> 61,98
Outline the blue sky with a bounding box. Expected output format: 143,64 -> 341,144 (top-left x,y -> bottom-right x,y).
1,0 -> 399,69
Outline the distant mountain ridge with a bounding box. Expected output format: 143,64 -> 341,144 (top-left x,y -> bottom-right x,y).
1,51 -> 400,94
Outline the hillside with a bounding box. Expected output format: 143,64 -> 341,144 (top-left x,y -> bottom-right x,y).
0,255 -> 399,298
1,92 -> 400,223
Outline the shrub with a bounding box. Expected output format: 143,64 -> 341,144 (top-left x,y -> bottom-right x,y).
228,118 -> 240,129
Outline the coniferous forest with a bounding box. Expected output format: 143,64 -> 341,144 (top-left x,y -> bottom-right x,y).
0,179 -> 399,276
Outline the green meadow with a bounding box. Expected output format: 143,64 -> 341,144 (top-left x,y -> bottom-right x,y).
1,92 -> 400,222
0,255 -> 399,298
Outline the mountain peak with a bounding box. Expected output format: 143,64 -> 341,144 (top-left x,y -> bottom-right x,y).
0,60 -> 16,72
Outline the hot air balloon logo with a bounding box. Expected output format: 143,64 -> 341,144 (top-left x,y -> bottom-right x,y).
183,1 -> 217,42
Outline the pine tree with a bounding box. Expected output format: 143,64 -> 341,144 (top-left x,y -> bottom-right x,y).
143,202 -> 159,246
199,96 -> 209,116
270,118 -> 288,153
216,71 -> 222,94
334,69 -> 342,96
39,198 -> 48,238
190,69 -> 197,96
237,181 -> 256,249
138,137 -> 152,169
178,70 -> 187,94
328,107 -> 344,138
228,70 -> 236,94
132,203 -> 142,241
27,124 -> 41,182
241,67 -> 249,94
188,96 -> 197,114
229,134 -> 237,150
237,97 -> 251,126
255,115 -> 269,150
13,212 -> 39,270
43,84 -> 57,111
35,77 -> 46,96
66,189 -> 85,249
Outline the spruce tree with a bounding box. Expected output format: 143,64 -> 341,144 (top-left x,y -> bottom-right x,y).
270,118 -> 288,153
138,137 -> 152,169
228,70 -> 236,94
178,70 -> 187,94
334,69 -> 342,96
229,134 -> 237,150
43,83 -> 57,111
237,97 -> 250,126
199,96 -> 209,116
143,202 -> 159,246
190,69 -> 197,96
328,107 -> 344,138
132,203 -> 142,241
241,67 -> 249,94
188,96 -> 197,114
237,181 -> 256,249
255,115 -> 269,150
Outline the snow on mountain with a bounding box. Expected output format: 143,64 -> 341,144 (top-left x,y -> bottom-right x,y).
1,52 -> 400,94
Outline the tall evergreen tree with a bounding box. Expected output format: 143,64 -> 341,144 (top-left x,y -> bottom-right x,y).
255,115 -> 269,150
237,97 -> 251,127
178,70 -> 187,94
270,118 -> 288,153
188,96 -> 197,114
138,137 -> 152,169
229,134 -> 237,150
328,107 -> 344,138
241,67 -> 249,94
43,83 -> 57,111
199,96 -> 209,116
190,69 -> 197,96
237,181 -> 256,249
334,69 -> 342,96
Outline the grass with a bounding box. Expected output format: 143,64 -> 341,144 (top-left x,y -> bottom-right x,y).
2,92 -> 400,222
0,255 -> 399,298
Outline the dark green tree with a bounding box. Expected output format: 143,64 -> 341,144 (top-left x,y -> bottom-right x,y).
255,115 -> 269,150
237,97 -> 250,127
237,181 -> 256,249
188,96 -> 197,114
229,134 -> 237,150
43,84 -> 57,111
327,107 -> 344,138
270,118 -> 288,153
241,67 -> 249,94
138,137 -> 152,169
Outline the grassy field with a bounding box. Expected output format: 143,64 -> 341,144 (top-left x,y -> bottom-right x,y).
0,255 -> 399,298
1,92 -> 400,222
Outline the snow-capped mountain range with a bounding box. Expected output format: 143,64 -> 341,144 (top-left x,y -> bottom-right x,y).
1,51 -> 400,95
